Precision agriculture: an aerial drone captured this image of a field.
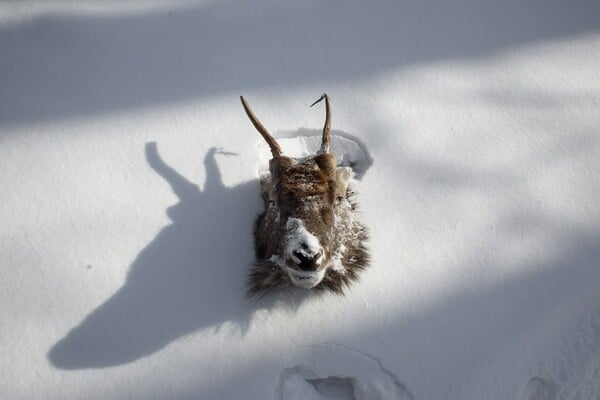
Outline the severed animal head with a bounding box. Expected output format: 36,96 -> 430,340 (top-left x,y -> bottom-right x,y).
241,94 -> 369,297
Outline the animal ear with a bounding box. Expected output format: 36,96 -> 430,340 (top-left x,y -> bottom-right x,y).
315,153 -> 337,173
268,156 -> 293,176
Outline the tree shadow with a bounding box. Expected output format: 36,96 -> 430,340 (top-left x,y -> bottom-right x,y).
346,231 -> 600,400
181,229 -> 600,400
2,0 -> 599,126
48,142 -> 307,369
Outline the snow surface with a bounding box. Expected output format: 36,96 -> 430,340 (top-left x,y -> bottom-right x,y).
1,1 -> 599,399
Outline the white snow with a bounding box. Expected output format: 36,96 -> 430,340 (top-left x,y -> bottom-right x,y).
285,218 -> 322,263
1,1 -> 600,399
256,132 -> 373,178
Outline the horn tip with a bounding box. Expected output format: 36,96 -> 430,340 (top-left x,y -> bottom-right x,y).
310,93 -> 326,108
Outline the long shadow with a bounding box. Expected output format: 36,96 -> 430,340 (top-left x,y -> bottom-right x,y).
48,143 -> 297,369
182,229 -> 600,400
1,0 -> 599,126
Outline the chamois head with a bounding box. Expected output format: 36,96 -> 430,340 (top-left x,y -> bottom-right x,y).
241,94 -> 369,297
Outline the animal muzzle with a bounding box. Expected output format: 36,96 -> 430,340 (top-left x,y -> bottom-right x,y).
285,218 -> 325,269
291,249 -> 323,271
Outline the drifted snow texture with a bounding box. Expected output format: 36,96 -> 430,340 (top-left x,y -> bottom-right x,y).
1,1 -> 600,399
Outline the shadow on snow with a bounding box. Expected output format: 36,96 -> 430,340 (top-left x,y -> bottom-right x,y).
2,0 -> 599,126
48,143 -> 306,369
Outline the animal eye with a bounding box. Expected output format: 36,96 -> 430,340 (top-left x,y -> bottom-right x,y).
336,195 -> 344,203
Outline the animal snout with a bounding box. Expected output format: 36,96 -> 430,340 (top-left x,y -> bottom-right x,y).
292,248 -> 323,271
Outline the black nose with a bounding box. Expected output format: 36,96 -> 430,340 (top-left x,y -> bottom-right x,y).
292,250 -> 322,271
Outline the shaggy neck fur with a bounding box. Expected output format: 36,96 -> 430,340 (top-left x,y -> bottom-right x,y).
248,159 -> 369,298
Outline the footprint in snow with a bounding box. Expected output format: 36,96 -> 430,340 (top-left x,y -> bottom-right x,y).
277,343 -> 413,400
520,376 -> 559,400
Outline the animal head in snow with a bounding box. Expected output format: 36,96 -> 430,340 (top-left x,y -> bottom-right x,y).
240,94 -> 369,297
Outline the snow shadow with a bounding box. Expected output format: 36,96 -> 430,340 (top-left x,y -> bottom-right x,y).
190,229 -> 600,400
48,143 -> 306,369
341,230 -> 600,400
2,0 -> 599,126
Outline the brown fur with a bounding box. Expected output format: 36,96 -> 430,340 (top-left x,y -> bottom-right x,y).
241,95 -> 369,298
248,160 -> 369,297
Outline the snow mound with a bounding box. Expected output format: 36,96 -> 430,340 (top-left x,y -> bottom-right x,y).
277,343 -> 413,400
256,129 -> 372,179
520,377 -> 558,400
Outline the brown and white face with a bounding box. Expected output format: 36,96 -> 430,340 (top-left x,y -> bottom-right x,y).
241,94 -> 348,289
269,153 -> 341,288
